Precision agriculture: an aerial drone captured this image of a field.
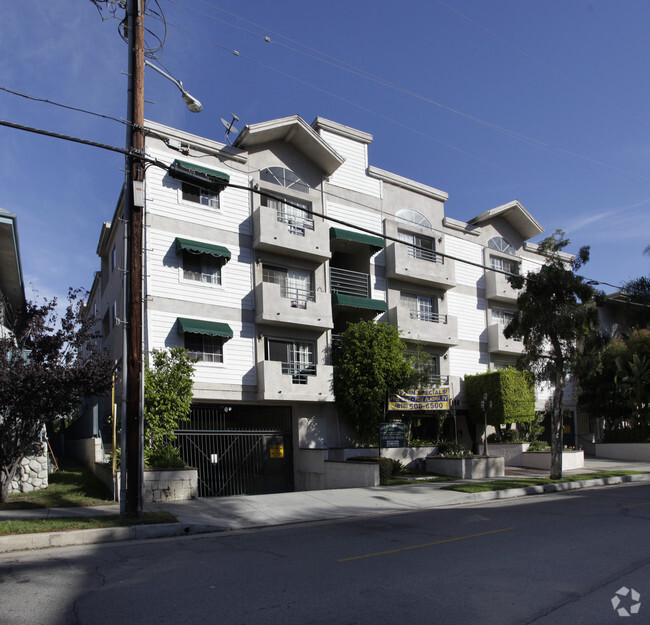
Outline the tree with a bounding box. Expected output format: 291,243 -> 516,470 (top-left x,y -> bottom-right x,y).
620,276 -> 650,330
332,320 -> 412,443
504,231 -> 601,479
464,369 -> 535,441
143,347 -> 195,467
0,289 -> 114,502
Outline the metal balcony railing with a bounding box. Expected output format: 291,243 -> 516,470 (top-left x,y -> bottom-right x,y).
409,310 -> 447,324
330,267 -> 371,298
407,246 -> 442,263
280,361 -> 317,385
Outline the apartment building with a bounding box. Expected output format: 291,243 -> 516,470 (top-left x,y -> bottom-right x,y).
89,115 -> 566,496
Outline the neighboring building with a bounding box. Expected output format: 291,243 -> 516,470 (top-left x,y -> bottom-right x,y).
87,115 -> 572,496
0,208 -> 25,337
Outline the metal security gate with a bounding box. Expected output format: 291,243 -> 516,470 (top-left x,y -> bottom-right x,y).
174,405 -> 293,497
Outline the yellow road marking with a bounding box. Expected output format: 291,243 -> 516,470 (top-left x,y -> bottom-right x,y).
620,501 -> 650,509
338,526 -> 516,562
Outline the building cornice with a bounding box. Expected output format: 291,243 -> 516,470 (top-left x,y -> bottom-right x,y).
368,166 -> 449,202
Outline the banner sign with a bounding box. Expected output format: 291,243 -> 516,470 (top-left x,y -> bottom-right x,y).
380,422 -> 406,448
387,387 -> 450,411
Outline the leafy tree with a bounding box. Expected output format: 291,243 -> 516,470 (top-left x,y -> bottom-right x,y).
0,290 -> 114,502
464,369 -> 535,441
333,320 -> 412,443
504,231 -> 601,479
143,347 -> 195,467
620,276 -> 650,330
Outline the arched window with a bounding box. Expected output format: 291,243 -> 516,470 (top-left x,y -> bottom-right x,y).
260,167 -> 309,194
488,236 -> 515,255
396,209 -> 432,230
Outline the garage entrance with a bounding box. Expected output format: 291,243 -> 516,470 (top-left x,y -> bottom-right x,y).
175,405 -> 294,497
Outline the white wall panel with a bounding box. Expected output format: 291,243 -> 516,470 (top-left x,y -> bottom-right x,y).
146,310 -> 256,386
145,228 -> 253,310
144,147 -> 252,235
447,290 -> 487,342
445,235 -> 484,288
321,130 -> 381,197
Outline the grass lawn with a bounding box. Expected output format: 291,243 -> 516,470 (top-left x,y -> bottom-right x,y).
442,470 -> 647,493
0,511 -> 178,536
1,459 -> 115,511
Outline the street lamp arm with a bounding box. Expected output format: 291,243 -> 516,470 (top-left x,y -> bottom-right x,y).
143,60 -> 203,113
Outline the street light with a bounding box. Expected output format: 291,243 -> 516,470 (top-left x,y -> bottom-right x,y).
480,393 -> 492,457
144,60 -> 203,113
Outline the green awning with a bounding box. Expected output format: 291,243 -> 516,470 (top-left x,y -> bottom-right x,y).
171,159 -> 230,184
176,318 -> 233,339
331,293 -> 388,312
175,238 -> 231,260
330,227 -> 384,252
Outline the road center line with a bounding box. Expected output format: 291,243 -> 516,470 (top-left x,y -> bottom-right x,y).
337,526 -> 516,562
620,501 -> 650,509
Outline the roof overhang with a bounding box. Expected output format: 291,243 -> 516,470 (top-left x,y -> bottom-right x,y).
234,115 -> 345,177
0,209 -> 25,313
468,201 -> 544,241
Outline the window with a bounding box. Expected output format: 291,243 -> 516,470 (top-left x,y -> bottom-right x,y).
261,194 -> 313,236
490,255 -> 519,275
396,209 -> 432,230
183,251 -> 222,285
492,309 -> 522,341
260,166 -> 309,194
112,301 -> 118,329
488,236 -> 515,255
111,245 -> 117,272
491,308 -> 515,325
400,292 -> 442,323
263,265 -> 314,307
182,182 -> 220,209
407,351 -> 442,385
398,230 -> 437,262
185,333 -> 224,363
265,338 -> 316,384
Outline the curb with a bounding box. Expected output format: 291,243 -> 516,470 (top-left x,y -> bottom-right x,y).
0,523 -> 183,554
1,474 -> 649,554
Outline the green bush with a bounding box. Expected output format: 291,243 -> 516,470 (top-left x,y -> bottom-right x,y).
436,441 -> 472,457
527,441 -> 550,452
346,455 -> 403,484
145,443 -> 186,469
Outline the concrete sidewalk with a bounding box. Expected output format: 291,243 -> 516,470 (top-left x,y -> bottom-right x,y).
2,457 -> 650,554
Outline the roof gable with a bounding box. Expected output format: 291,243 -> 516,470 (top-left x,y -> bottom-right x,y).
234,115 -> 345,177
468,201 -> 544,241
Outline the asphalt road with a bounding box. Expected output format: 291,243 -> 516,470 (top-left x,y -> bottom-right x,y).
2,482 -> 650,625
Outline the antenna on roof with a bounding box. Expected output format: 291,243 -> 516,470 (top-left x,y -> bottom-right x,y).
221,113 -> 239,146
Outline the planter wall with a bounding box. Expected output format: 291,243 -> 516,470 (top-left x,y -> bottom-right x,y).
327,446 -> 437,469
93,466 -> 198,502
425,456 -> 505,479
294,449 -> 379,490
487,443 -> 530,466
594,443 -> 650,462
521,450 -> 584,470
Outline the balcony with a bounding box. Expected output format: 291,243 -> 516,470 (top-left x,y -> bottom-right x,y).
257,361 -> 334,401
485,270 -> 520,303
487,323 -> 524,355
255,282 -> 333,330
386,242 -> 456,290
388,306 -> 459,346
253,204 -> 331,261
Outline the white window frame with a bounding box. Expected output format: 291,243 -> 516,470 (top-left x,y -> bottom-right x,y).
184,333 -> 224,363
180,251 -> 223,287
180,181 -> 220,210
400,292 -> 442,323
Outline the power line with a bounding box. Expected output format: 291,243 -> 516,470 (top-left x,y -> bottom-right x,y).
435,0 -> 650,131
2,114 -> 635,298
160,0 -> 650,184
0,85 -> 130,127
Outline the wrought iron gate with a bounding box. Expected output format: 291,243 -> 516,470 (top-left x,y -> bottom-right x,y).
174,405 -> 293,497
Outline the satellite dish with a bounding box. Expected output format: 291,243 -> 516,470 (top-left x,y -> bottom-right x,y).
221,114 -> 240,145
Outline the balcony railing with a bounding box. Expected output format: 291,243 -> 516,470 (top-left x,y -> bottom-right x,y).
276,208 -> 314,237
280,361 -> 317,385
408,310 -> 447,324
407,246 -> 442,263
330,267 -> 370,298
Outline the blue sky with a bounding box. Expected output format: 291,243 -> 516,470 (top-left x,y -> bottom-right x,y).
2,1 -> 649,304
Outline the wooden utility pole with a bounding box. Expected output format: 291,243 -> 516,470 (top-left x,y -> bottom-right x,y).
124,0 -> 145,517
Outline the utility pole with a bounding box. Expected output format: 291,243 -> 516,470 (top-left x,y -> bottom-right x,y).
124,0 -> 145,517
